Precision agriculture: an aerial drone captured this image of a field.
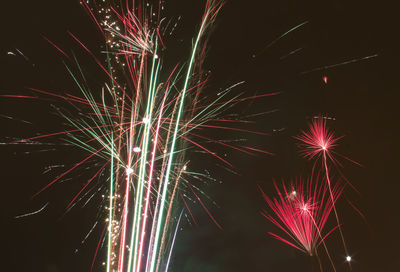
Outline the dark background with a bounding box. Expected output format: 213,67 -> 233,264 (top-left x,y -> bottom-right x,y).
0,0 -> 398,271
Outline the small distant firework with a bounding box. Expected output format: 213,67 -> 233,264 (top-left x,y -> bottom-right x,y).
294,116 -> 341,163
260,177 -> 342,271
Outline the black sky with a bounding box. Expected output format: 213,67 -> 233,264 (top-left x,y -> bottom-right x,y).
1,0 -> 398,271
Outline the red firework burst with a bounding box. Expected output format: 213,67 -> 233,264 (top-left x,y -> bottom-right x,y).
260,177 -> 342,270
294,116 -> 356,269
294,116 -> 342,163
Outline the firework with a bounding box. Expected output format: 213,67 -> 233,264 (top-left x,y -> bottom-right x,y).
295,116 -> 353,268
294,117 -> 341,163
65,2 -> 226,271
4,1 -> 276,271
260,176 -> 342,271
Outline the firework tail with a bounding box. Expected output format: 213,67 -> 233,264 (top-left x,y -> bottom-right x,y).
322,151 -> 351,270
165,209 -> 184,272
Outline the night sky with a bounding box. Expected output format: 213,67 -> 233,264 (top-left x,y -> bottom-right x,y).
1,0 -> 398,271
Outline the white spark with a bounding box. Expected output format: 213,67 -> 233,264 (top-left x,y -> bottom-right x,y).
126,168 -> 134,175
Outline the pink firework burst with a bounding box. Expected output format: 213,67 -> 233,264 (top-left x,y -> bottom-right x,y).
260,177 -> 342,260
294,116 -> 342,163
294,116 -> 357,269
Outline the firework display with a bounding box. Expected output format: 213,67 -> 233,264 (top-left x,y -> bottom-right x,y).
46,1 -> 225,271
1,0 -> 385,271
261,116 -> 361,271
2,0 -> 276,271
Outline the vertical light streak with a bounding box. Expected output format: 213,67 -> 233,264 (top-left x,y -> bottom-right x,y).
148,11 -> 209,272
107,134 -> 115,272
322,151 -> 350,270
127,45 -> 160,272
137,79 -> 168,272
134,58 -> 160,272
155,162 -> 188,272
165,209 -> 184,272
118,174 -> 130,271
120,49 -> 147,272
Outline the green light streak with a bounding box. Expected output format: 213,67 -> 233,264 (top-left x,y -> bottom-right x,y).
107,134 -> 114,272
148,8 -> 212,272
127,45 -> 159,272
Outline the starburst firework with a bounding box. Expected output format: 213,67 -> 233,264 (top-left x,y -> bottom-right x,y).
261,177 -> 342,271
295,116 -> 353,269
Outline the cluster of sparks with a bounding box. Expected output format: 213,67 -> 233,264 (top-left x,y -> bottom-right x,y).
63,1 -> 225,271
3,0 -> 278,271
261,117 -> 357,271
